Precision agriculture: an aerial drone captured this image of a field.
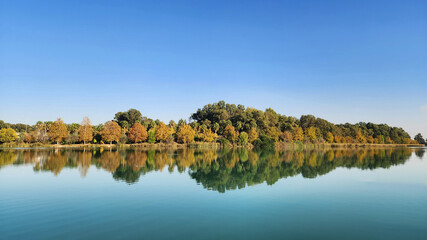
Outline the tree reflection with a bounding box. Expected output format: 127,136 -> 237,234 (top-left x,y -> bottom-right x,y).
0,147 -> 420,191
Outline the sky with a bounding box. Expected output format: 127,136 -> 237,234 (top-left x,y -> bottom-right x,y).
0,0 -> 426,137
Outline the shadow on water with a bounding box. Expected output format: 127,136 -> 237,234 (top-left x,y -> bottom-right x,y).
0,147 -> 422,193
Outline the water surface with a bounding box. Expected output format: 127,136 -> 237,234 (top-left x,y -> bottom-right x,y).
0,147 -> 426,239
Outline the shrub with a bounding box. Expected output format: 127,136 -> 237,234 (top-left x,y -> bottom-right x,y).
253,134 -> 275,150
238,132 -> 249,146
219,138 -> 230,147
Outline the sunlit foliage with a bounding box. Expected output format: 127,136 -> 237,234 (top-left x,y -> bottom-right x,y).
101,121 -> 121,144
128,123 -> 148,143
48,118 -> 69,144
176,124 -> 195,143
0,128 -> 18,143
155,122 -> 170,142
78,116 -> 93,144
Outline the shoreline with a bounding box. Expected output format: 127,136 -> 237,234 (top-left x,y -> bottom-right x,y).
0,142 -> 424,150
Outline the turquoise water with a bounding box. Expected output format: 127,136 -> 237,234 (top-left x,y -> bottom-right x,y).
0,148 -> 426,239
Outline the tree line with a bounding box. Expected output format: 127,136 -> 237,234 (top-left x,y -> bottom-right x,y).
0,101 -> 425,146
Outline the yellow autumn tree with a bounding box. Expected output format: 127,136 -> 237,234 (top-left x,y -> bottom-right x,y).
202,128 -> 217,142
367,135 -> 375,144
128,123 -> 148,143
248,128 -> 258,142
101,121 -> 121,144
304,127 -> 317,142
78,116 -> 93,144
0,128 -> 18,143
224,125 -> 239,143
155,122 -> 170,142
48,118 -> 69,144
266,127 -> 280,141
326,132 -> 334,143
176,124 -> 195,143
293,127 -> 304,142
355,132 -> 366,143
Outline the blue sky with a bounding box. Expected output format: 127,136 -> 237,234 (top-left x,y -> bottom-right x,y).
0,0 -> 426,137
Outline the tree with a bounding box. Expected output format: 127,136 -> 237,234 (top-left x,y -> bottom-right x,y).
147,129 -> 156,143
367,136 -> 375,144
176,124 -> 195,143
334,135 -> 343,143
48,118 -> 69,144
355,132 -> 366,143
128,123 -> 148,143
266,127 -> 280,142
414,133 -> 426,144
78,116 -> 93,144
280,131 -> 293,142
114,109 -> 143,128
304,127 -> 317,142
155,122 -> 170,142
213,122 -> 220,133
101,121 -> 121,144
377,135 -> 385,144
248,128 -> 259,143
202,128 -> 217,142
0,128 -> 17,143
224,125 -> 239,143
293,127 -> 304,142
238,132 -> 249,146
326,132 -> 334,143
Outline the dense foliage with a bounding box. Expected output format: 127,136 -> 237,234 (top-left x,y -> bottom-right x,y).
0,101 -> 424,146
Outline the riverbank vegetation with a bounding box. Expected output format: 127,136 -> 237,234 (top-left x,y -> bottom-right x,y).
0,101 -> 425,148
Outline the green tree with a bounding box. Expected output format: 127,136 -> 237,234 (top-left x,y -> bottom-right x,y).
147,129 -> 156,143
114,109 -> 143,128
414,133 -> 425,144
238,132 -> 249,146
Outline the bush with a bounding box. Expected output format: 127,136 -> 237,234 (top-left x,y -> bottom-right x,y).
65,133 -> 79,144
238,132 -> 248,146
219,138 -> 230,147
253,134 -> 275,150
119,134 -> 128,144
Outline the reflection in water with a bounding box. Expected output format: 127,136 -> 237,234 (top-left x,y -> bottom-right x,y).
0,148 -> 421,192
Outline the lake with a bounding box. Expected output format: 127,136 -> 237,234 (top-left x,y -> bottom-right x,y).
0,147 -> 426,239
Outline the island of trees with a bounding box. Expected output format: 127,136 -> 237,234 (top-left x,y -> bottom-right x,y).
0,101 -> 425,148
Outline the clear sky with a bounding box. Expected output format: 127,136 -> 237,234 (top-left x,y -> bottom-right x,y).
0,0 -> 426,137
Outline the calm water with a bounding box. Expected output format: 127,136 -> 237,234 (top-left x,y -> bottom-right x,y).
0,147 -> 426,239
